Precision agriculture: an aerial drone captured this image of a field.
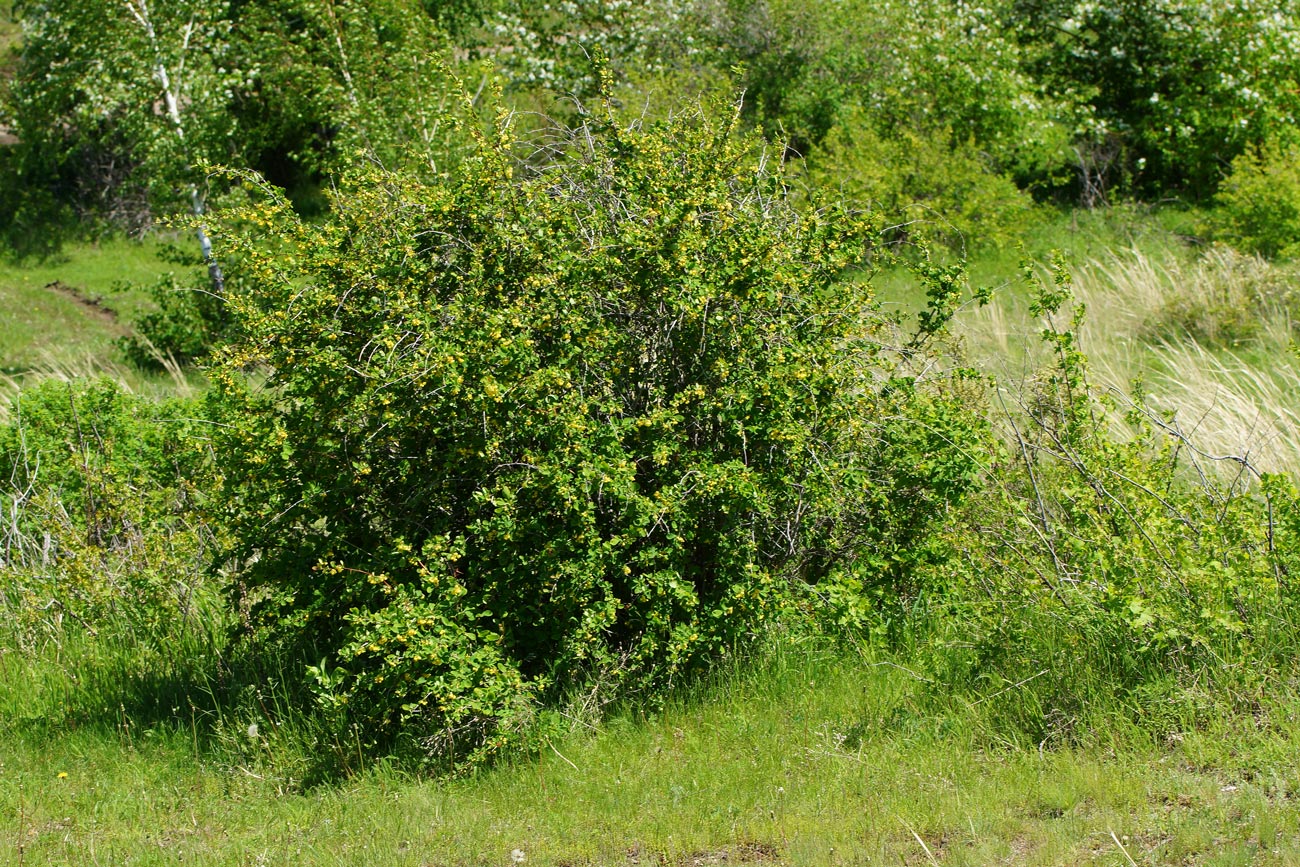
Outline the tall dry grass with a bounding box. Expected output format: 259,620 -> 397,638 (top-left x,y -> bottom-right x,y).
959,247 -> 1300,475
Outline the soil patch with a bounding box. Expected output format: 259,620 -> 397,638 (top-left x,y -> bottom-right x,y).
44,280 -> 126,331
676,842 -> 781,865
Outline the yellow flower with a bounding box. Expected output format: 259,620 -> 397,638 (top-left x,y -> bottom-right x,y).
57,772 -> 68,779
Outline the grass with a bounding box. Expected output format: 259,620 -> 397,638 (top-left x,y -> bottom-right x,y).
872,204 -> 1194,313
4,630 -> 1300,866
955,243 -> 1300,475
0,235 -> 204,412
0,236 -> 181,372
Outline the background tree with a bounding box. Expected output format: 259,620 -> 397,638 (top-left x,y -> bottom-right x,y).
4,0 -> 241,233
2,0 -> 464,240
1005,0 -> 1300,200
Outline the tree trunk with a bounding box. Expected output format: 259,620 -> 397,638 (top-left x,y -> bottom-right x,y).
125,0 -> 226,294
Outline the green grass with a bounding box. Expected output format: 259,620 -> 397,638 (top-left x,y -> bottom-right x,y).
872,203 -> 1196,313
0,236 -> 208,411
0,236 -> 184,373
4,629 -> 1300,866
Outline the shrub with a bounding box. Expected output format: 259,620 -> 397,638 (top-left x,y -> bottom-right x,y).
211,91 -> 985,766
807,111 -> 1038,253
1214,142 -> 1300,260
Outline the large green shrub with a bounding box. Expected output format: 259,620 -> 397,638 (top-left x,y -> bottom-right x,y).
211,93 -> 984,765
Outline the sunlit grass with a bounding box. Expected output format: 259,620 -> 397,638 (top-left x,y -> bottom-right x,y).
957,239 -> 1300,476
0,235 -> 181,371
4,629 -> 1300,866
0,235 -> 204,415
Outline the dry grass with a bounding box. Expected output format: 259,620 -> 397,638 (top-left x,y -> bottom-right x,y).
959,246 -> 1300,475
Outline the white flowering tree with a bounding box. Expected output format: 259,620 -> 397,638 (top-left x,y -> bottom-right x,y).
1006,0 -> 1300,198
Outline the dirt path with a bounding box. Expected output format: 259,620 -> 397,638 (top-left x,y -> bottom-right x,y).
43,280 -> 127,333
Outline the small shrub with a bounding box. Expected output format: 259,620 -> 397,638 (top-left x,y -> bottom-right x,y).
120,272 -> 235,369
1142,248 -> 1297,348
807,112 -> 1037,253
0,379 -> 218,648
1214,142 -> 1300,261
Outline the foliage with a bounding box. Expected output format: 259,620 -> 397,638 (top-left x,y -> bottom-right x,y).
227,0 -> 461,194
209,90 -> 984,766
807,110 -> 1038,253
702,0 -> 1080,181
0,378 -> 217,649
7,0 -> 1300,792
3,0 -> 242,229
487,0 -> 702,99
1007,0 -> 1300,200
1213,141 -> 1300,260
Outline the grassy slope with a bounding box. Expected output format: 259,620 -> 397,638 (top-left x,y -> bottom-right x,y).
0,238 -> 179,372
876,205 -> 1300,475
3,642 -> 1299,866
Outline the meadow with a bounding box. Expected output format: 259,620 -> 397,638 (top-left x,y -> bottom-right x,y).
5,213 -> 1300,864
6,613 -> 1300,866
4,1 -> 1300,863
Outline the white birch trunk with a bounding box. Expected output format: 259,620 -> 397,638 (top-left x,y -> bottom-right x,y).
124,0 -> 225,294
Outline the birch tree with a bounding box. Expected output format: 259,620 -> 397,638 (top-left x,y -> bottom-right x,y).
6,0 -> 465,225
6,0 -> 240,282
121,0 -> 228,290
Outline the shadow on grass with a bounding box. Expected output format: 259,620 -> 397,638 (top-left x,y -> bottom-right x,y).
0,615 -> 373,787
